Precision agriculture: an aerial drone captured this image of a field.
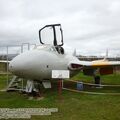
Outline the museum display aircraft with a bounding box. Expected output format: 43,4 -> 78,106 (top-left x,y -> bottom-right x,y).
0,24 -> 120,91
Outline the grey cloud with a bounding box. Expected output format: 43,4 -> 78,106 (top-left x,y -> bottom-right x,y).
0,0 -> 120,56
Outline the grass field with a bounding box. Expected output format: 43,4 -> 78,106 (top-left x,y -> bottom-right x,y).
0,73 -> 120,120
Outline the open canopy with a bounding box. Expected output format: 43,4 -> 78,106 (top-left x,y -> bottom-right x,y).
39,24 -> 63,46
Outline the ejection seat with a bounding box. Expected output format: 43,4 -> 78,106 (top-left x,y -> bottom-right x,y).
55,46 -> 64,54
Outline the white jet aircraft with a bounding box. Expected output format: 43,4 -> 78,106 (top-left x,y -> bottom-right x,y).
0,24 -> 120,91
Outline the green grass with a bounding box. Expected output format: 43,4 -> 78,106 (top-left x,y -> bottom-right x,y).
0,73 -> 120,120
0,74 -> 7,89
72,72 -> 120,85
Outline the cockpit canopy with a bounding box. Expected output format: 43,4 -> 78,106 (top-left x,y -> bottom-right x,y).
39,24 -> 63,46
34,45 -> 64,54
38,24 -> 64,54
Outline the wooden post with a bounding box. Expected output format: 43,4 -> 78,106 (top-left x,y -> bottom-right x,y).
58,79 -> 62,95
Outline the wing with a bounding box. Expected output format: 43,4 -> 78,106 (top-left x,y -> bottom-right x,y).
68,59 -> 120,75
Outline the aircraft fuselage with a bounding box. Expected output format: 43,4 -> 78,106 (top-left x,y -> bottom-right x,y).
9,45 -> 79,80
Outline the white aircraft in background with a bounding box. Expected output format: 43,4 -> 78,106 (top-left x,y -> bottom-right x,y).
0,24 -> 120,92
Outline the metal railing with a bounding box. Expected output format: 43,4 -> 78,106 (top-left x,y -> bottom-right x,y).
0,43 -> 37,91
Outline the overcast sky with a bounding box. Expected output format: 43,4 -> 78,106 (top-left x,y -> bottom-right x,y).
0,0 -> 120,56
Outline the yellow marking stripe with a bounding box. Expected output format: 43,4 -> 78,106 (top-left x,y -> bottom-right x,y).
92,61 -> 110,66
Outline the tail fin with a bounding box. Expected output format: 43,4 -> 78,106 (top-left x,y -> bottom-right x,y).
103,49 -> 108,60
73,49 -> 76,56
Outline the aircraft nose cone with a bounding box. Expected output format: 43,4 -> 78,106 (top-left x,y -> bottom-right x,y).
9,61 -> 16,73
8,50 -> 36,77
9,59 -> 21,74
8,50 -> 44,79
9,54 -> 27,75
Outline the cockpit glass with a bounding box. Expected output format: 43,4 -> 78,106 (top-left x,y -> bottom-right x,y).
40,26 -> 54,45
40,26 -> 62,45
55,26 -> 62,45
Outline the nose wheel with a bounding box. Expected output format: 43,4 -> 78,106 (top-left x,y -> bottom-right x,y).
25,80 -> 42,98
